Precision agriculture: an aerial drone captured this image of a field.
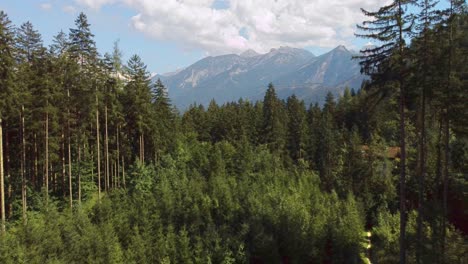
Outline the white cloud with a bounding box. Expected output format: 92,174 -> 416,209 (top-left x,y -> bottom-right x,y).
40,2 -> 52,11
75,0 -> 390,54
75,0 -> 116,10
63,5 -> 77,14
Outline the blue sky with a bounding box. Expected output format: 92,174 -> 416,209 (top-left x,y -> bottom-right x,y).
1,0 -> 206,74
1,0 -> 450,74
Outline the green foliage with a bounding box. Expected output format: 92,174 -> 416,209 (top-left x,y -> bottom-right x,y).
0,7 -> 466,264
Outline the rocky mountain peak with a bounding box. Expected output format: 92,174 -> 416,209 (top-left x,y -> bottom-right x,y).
240,49 -> 260,58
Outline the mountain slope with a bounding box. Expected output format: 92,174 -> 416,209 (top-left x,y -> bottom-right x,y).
154,45 -> 364,109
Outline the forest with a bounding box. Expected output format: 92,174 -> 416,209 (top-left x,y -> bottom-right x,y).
0,0 -> 466,263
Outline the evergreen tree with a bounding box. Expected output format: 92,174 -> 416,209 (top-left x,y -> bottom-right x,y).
412,0 -> 440,261
68,12 -> 97,65
262,83 -> 286,153
0,11 -> 16,232
50,30 -> 68,56
286,95 -> 307,161
356,1 -> 415,262
124,54 -> 153,163
152,79 -> 175,160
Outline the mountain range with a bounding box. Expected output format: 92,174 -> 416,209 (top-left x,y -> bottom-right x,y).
153,45 -> 365,109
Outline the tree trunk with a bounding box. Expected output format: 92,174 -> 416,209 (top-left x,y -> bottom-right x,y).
117,124 -> 120,188
105,105 -> 109,192
61,129 -> 65,197
96,92 -> 101,201
122,157 -> 125,189
45,103 -> 49,206
78,144 -> 81,204
68,89 -> 72,209
0,118 -> 5,234
116,161 -> 119,188
5,128 -> 11,219
139,134 -> 142,163
21,106 -> 27,222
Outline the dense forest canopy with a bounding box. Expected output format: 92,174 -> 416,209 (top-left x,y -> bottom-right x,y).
0,0 -> 466,263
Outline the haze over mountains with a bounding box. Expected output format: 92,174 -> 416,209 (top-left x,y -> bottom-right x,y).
154,45 -> 365,109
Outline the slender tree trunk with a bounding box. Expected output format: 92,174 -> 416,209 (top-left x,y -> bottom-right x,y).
0,118 -> 5,234
91,148 -> 94,183
5,128 -> 11,219
61,129 -> 65,197
78,144 -> 81,204
34,133 -> 37,188
117,124 -> 120,188
105,105 -> 109,192
122,157 -> 125,189
139,134 -> 142,163
21,106 -> 27,222
68,89 -> 72,209
111,162 -> 114,189
45,103 -> 49,206
96,92 -> 101,201
116,161 -> 119,188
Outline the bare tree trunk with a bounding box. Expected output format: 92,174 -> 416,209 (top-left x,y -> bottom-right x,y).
67,89 -> 72,209
91,149 -> 94,183
111,162 -> 114,189
139,134 -> 142,163
21,106 -> 27,222
116,161 -> 119,188
105,105 -> 109,192
5,128 -> 11,219
122,157 -> 125,189
78,144 -> 81,204
117,124 -> 120,188
34,133 -> 38,188
61,130 -> 65,197
96,92 -> 101,201
45,103 -> 49,206
0,118 -> 5,234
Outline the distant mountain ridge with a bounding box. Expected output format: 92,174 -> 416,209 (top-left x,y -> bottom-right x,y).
153,45 -> 365,109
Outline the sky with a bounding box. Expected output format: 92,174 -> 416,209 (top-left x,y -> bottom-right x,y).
0,0 -> 448,74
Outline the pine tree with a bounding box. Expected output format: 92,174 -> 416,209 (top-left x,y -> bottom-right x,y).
68,11 -> 98,205
439,1 -> 466,260
152,79 -> 175,161
317,93 -> 340,192
412,0 -> 440,261
356,2 -> 415,262
0,11 -> 16,232
124,54 -> 153,163
50,30 -> 68,56
262,83 -> 287,153
15,20 -> 45,218
69,12 -> 97,65
286,95 -> 307,161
